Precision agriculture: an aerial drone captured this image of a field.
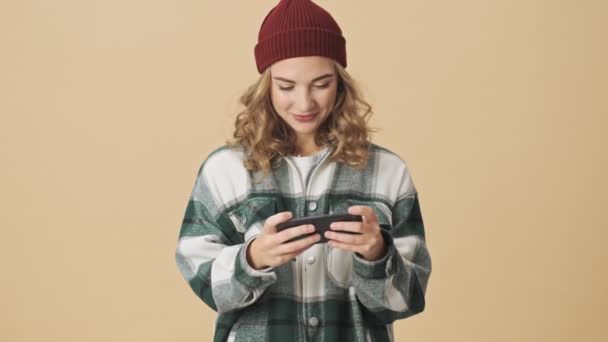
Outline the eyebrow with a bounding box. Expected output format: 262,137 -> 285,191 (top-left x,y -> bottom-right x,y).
272,73 -> 335,84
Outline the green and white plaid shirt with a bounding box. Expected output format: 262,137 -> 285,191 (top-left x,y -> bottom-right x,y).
175,143 -> 432,341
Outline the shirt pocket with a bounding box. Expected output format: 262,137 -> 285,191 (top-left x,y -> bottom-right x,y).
325,245 -> 353,288
227,196 -> 277,234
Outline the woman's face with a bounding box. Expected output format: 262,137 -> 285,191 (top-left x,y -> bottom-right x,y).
269,56 -> 338,140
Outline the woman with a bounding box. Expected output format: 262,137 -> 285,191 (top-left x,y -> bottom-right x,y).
175,1 -> 432,341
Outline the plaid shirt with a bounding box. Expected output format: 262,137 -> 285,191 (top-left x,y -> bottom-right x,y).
175,143 -> 432,341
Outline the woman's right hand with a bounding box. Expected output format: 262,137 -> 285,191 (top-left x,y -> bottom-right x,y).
246,211 -> 320,270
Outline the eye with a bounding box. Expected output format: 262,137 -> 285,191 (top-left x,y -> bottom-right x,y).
278,83 -> 330,91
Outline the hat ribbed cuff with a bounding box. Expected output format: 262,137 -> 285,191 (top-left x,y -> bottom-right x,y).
254,28 -> 346,73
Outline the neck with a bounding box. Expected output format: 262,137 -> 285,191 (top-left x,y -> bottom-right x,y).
294,137 -> 322,157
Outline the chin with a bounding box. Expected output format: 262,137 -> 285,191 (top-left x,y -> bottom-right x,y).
290,125 -> 317,133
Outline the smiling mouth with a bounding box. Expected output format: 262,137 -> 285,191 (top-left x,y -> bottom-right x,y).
292,112 -> 319,118
292,112 -> 319,122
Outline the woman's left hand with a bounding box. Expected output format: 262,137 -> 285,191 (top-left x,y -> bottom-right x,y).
324,205 -> 386,261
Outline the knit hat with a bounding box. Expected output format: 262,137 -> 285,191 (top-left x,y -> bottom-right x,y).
254,0 -> 347,74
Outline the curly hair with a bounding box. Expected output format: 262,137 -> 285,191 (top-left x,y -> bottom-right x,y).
225,60 -> 377,180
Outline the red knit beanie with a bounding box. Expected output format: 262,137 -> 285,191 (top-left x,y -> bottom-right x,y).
254,0 -> 347,74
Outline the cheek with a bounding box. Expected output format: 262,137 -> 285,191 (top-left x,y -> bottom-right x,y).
320,89 -> 338,107
271,90 -> 292,111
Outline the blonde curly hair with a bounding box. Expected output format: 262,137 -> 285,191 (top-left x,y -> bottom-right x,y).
226,60 -> 376,179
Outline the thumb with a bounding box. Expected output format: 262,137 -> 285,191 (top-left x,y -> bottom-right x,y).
263,211 -> 293,233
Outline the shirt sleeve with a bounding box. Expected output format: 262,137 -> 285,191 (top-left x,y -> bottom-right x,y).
350,166 -> 432,325
174,159 -> 277,314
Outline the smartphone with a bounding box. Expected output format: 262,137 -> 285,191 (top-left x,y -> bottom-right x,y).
276,213 -> 363,244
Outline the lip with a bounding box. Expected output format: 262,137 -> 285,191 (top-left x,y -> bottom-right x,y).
292,112 -> 319,117
292,112 -> 319,122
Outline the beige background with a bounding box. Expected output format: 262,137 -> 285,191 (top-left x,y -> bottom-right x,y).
1,0 -> 606,341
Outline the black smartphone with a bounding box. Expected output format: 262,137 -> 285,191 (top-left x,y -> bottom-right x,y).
276,213 -> 363,244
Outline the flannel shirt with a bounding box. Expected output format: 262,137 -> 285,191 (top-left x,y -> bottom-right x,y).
175,143 -> 432,341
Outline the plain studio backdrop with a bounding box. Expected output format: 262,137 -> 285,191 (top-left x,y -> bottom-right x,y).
1,0 -> 606,341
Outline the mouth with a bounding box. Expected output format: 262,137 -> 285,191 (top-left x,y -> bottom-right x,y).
292,112 -> 319,122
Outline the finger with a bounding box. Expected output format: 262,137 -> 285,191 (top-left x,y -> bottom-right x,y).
275,233 -> 320,255
348,205 -> 378,225
279,243 -> 316,264
324,230 -> 363,245
329,221 -> 364,233
263,211 -> 293,233
287,245 -> 312,258
275,224 -> 315,244
327,240 -> 358,253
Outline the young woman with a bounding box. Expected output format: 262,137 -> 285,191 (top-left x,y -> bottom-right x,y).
175,1 -> 432,341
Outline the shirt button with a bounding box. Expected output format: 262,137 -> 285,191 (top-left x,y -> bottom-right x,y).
306,256 -> 316,265
308,316 -> 319,327
308,201 -> 317,211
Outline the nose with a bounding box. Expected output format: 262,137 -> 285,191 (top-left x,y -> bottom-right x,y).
294,88 -> 317,113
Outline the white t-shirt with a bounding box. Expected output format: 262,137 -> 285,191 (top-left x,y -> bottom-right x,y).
286,146 -> 330,189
